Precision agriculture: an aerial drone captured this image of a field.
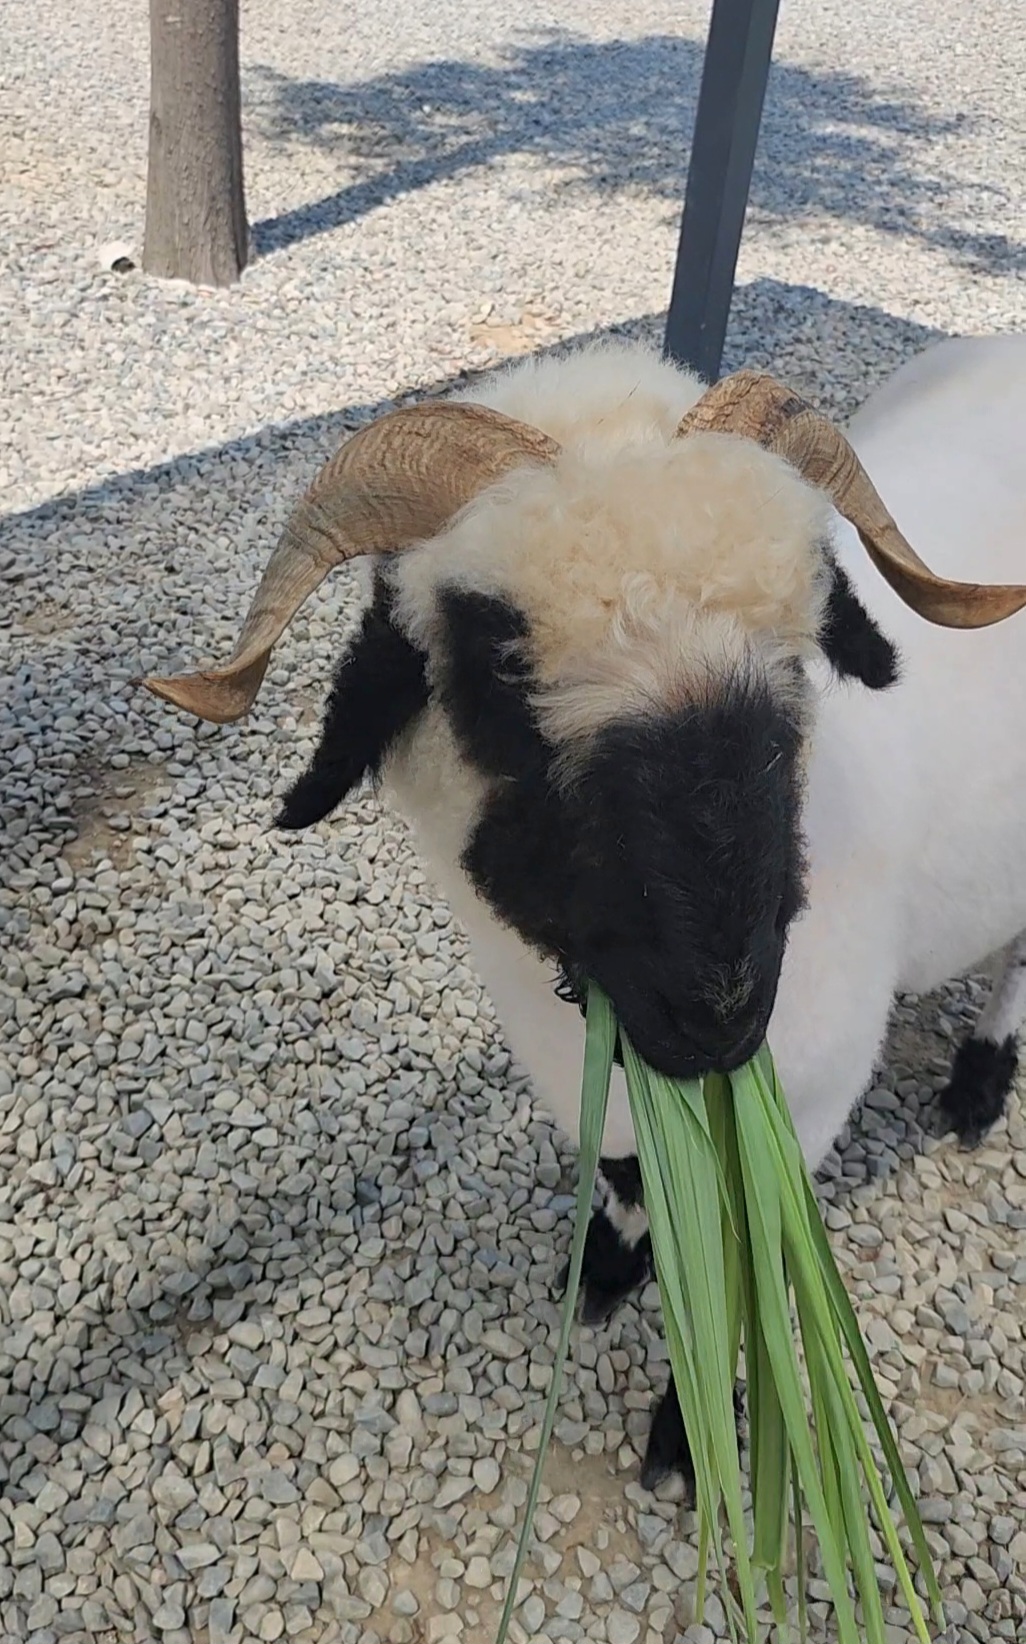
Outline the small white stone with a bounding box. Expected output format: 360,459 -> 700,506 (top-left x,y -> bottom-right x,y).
328,1454 -> 360,1488
520,1596 -> 546,1633
290,1548 -> 324,1583
607,1609 -> 641,1644
175,1542 -> 221,1569
472,1457 -> 501,1494
395,1390 -> 424,1432
358,1567 -> 390,1608
153,1601 -> 186,1631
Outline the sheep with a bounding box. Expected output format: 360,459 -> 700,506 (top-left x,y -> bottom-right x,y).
136,332 -> 1026,1492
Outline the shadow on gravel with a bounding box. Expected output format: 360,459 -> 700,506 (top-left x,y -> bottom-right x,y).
245,29 -> 1025,277
1,278 -> 945,554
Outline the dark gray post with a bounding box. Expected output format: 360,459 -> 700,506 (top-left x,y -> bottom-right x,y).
663,0 -> 780,382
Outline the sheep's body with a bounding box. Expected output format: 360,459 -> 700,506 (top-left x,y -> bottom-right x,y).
138,309 -> 1026,1493
769,334 -> 1026,1163
268,331 -> 1026,1489
384,334 -> 1026,1175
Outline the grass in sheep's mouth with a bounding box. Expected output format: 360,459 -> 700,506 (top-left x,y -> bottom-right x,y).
493,985 -> 944,1644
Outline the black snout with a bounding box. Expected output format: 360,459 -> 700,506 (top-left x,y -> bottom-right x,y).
624,1011 -> 771,1081
577,957 -> 777,1081
558,946 -> 779,1078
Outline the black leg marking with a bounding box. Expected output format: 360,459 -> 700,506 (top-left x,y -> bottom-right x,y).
641,1378 -> 694,1497
938,1034 -> 1017,1147
577,1210 -> 653,1326
557,1155 -> 652,1325
641,1377 -> 744,1498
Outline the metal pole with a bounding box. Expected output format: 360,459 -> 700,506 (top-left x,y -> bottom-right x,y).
663,0 -> 781,382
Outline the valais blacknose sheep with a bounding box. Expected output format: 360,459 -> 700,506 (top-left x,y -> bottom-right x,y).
138,334 -> 1026,1490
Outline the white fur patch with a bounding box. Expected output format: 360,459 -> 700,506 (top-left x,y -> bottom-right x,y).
977,932 -> 1026,1044
381,701 -> 490,868
602,1182 -> 649,1250
455,335 -> 707,454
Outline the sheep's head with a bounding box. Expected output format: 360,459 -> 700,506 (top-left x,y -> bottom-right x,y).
136,370 -> 1026,1078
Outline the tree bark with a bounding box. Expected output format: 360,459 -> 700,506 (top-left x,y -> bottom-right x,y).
143,0 -> 248,286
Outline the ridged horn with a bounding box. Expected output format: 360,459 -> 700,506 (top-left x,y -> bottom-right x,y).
676,371 -> 1026,629
135,401 -> 561,723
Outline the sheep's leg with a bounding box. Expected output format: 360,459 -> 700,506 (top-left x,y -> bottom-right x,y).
939,932 -> 1026,1145
557,1156 -> 653,1325
641,1378 -> 745,1497
641,1378 -> 693,1495
553,1158 -> 744,1494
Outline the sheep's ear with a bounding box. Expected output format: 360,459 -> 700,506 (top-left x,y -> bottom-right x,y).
276,576 -> 428,828
818,555 -> 900,689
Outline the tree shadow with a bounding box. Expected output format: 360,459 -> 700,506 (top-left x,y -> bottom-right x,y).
245,29 -> 1024,277
0,275 -> 945,555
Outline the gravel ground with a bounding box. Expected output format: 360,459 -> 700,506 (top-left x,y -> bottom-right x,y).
2,2 -> 1025,1643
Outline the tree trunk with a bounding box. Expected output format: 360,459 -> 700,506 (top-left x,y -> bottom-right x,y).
143,0 -> 248,286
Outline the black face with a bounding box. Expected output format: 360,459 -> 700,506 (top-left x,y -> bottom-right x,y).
280,567 -> 897,1079
459,666 -> 806,1077
564,706 -> 807,1075
429,584 -> 808,1078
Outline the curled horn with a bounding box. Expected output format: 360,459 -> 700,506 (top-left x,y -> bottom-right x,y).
676,371 -> 1026,629
135,402 -> 561,723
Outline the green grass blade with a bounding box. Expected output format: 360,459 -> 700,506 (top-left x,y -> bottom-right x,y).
705,1072 -> 746,1380
710,1086 -> 789,1619
799,1173 -> 944,1623
789,1237 -> 920,1644
756,1046 -> 942,1619
622,1040 -> 760,1641
732,1089 -> 863,1644
696,1515 -> 711,1627
800,1302 -> 886,1644
739,1058 -> 937,1643
792,1456 -> 808,1644
710,1083 -> 788,1609
625,1076 -> 735,1517
493,985 -> 614,1644
766,1567 -> 789,1640
749,1308 -> 790,1585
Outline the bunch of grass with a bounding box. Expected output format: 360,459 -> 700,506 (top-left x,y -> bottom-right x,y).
494,986 -> 943,1644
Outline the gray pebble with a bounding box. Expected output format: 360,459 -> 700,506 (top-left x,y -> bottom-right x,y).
153,1601 -> 187,1631
607,1610 -> 641,1644
175,1542 -> 222,1569
521,1595 -> 546,1632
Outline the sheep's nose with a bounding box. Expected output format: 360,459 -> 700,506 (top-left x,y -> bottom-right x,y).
713,1026 -> 766,1072
665,1001 -> 769,1073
